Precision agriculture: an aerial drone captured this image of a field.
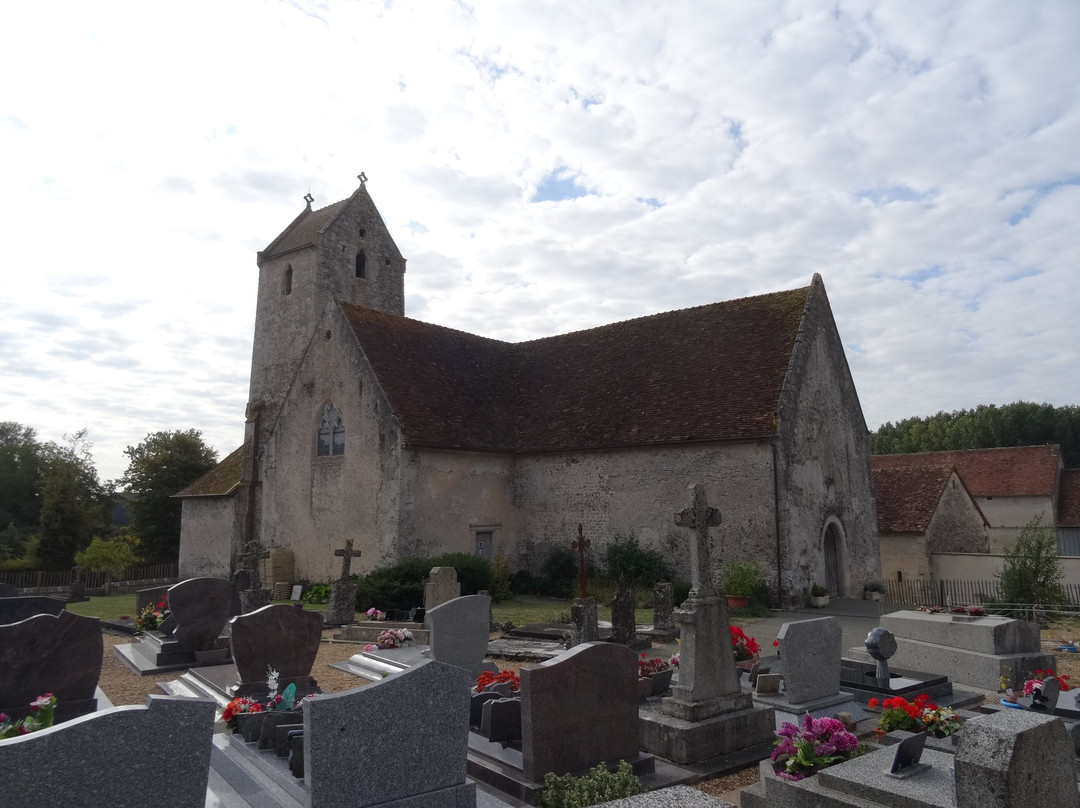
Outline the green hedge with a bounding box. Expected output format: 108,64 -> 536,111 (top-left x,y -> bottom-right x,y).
353,553 -> 493,612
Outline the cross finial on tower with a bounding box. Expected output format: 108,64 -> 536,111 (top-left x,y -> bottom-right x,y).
303,192 -> 314,208
358,172 -> 368,186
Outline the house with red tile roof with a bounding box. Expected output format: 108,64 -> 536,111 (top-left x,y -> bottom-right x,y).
870,445 -> 1063,554
178,180 -> 879,606
870,463 -> 989,582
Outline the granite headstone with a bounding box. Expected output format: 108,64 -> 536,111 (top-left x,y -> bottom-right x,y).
229,604 -> 323,697
167,577 -> 233,652
521,641 -> 639,781
0,695 -> 214,808
776,617 -> 842,704
428,593 -> 494,678
303,659 -> 475,807
424,566 -> 461,613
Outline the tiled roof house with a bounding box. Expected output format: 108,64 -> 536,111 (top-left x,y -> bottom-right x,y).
871,446 -> 1063,554
870,463 -> 988,582
178,180 -> 879,606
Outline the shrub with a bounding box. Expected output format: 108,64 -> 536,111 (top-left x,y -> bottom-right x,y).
491,552 -> 512,602
510,569 -> 539,595
605,534 -> 668,587
540,760 -> 642,808
302,584 -> 330,605
352,554 -> 493,611
996,515 -> 1064,606
540,545 -> 578,599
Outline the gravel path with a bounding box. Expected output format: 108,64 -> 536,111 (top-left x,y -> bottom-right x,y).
99,630 -> 374,705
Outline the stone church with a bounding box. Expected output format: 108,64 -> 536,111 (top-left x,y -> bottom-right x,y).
178,178 -> 880,606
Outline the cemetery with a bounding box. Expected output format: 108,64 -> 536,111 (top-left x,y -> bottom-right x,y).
4,486 -> 1080,807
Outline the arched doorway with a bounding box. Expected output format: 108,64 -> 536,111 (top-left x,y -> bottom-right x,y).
822,519 -> 844,597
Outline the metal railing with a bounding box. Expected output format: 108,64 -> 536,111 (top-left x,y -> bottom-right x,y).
882,578 -> 1080,608
0,562 -> 180,594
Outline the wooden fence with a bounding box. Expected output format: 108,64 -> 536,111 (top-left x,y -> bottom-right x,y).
0,562 -> 179,593
883,578 -> 1080,607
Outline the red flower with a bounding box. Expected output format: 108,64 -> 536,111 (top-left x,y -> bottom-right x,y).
867,697 -> 879,709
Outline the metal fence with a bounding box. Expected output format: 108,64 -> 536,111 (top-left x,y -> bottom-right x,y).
0,562 -> 179,593
883,578 -> 1080,607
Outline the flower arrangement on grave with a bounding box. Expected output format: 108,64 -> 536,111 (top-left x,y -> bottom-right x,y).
638,654 -> 671,677
1023,669 -> 1071,695
0,693 -> 56,739
916,605 -> 943,613
135,597 -> 169,632
669,652 -> 680,668
264,667 -> 297,711
867,694 -> 961,737
950,606 -> 968,614
475,669 -> 520,693
730,625 -> 760,661
770,713 -> 861,781
373,627 -> 413,649
222,697 -> 263,732
364,607 -> 385,621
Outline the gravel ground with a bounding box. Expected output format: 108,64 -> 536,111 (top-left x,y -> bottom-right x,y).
99,629 -> 375,705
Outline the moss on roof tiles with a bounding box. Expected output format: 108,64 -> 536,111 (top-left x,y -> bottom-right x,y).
342,283 -> 809,453
175,446 -> 243,497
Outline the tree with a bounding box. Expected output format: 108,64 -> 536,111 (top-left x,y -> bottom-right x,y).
37,430 -> 111,569
872,402 -> 1080,465
0,422 -> 45,540
74,532 -> 141,577
120,429 -> 218,562
996,515 -> 1063,606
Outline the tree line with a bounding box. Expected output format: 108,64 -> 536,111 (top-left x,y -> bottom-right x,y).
0,423 -> 217,570
871,401 -> 1080,467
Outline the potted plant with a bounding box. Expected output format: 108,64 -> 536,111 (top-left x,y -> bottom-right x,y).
720,560 -> 761,609
809,583 -> 829,608
863,581 -> 884,602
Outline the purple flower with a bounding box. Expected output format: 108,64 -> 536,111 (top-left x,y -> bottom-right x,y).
776,771 -> 805,782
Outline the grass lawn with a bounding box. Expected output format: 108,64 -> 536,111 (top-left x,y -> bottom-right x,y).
491,595 -> 612,625
67,594 -> 137,621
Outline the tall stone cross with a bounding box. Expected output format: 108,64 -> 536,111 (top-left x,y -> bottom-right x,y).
334,539 -> 362,581
674,483 -> 721,599
571,523 -> 591,599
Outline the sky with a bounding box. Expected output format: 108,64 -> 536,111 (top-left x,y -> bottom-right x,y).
1,0 -> 1078,483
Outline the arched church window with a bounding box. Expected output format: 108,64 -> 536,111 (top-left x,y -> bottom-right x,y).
355,250 -> 367,279
283,264 -> 293,296
317,404 -> 345,456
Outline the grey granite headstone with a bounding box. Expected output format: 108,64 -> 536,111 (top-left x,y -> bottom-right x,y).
521,641 -> 639,781
755,673 -> 781,695
776,617 -> 842,704
428,593 -> 493,678
229,604 -> 323,696
570,597 -> 599,647
481,697 -> 522,743
423,566 -> 460,613
610,583 -> 636,644
0,610 -> 102,723
652,581 -> 675,632
303,659 -> 475,807
0,695 -> 214,808
1033,675 -> 1060,710
955,709 -> 1080,808
167,577 -> 232,651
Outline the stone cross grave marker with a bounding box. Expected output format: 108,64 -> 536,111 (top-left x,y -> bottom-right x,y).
674,483 -> 720,598
326,540 -> 362,626
572,523 -> 591,598
334,539 -> 362,580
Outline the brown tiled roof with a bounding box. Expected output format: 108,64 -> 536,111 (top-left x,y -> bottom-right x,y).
343,282 -> 810,453
871,465 -> 953,533
870,446 -> 1061,498
175,446 -> 243,497
1060,469 -> 1080,527
262,199 -> 349,260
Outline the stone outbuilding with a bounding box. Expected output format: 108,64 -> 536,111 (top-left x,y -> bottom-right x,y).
871,463 -> 989,583
178,180 -> 880,606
